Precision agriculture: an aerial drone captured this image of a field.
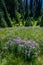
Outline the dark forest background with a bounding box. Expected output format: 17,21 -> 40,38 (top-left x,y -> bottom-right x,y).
0,0 -> 43,27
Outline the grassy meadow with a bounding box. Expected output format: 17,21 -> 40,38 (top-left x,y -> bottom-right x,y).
0,27 -> 43,65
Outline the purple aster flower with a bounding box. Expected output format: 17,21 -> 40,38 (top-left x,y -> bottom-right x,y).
23,39 -> 31,45
14,37 -> 22,44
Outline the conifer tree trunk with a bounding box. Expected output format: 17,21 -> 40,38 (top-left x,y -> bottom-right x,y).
25,0 -> 28,19
30,0 -> 33,17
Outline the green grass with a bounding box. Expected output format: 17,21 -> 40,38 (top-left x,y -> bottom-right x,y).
0,27 -> 43,44
0,27 -> 43,65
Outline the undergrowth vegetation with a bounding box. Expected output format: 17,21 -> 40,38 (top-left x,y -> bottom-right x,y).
0,27 -> 43,65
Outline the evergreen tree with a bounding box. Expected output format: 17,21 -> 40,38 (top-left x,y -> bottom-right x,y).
30,0 -> 42,18
34,0 -> 42,18
25,0 -> 28,19
1,0 -> 12,27
30,0 -> 33,17
5,0 -> 18,18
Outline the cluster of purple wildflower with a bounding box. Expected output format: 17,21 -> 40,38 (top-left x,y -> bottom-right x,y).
9,37 -> 39,47
0,37 -> 40,61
